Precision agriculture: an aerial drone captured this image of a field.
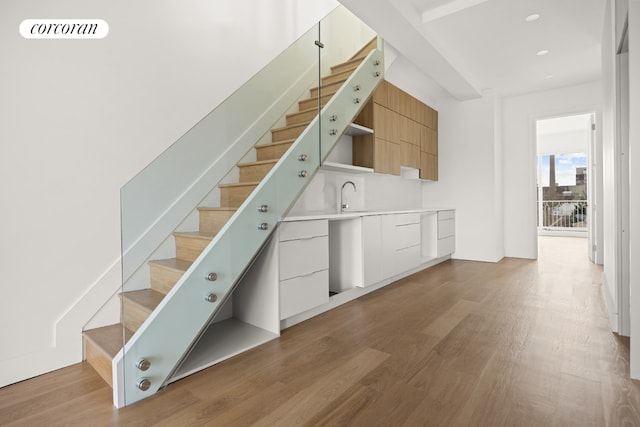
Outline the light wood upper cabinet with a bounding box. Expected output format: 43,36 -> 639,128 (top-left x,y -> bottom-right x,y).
353,80 -> 438,179
372,80 -> 388,106
401,141 -> 420,170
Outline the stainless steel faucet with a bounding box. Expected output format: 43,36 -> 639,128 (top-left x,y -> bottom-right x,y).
340,180 -> 357,213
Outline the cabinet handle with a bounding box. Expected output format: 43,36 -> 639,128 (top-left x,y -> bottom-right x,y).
296,269 -> 326,279
281,235 -> 325,242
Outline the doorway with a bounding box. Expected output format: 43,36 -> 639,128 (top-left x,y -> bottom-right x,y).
535,113 -> 596,259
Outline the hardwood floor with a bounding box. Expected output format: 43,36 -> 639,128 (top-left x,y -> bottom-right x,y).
2,236 -> 640,426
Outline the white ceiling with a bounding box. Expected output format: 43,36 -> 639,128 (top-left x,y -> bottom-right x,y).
340,0 -> 606,99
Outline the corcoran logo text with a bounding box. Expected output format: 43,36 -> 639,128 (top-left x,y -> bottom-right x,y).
20,19 -> 109,39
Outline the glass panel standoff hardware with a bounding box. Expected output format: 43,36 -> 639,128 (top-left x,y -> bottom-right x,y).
353,85 -> 361,91
298,170 -> 308,178
137,378 -> 151,391
298,154 -> 308,162
329,114 -> 338,122
373,59 -> 381,66
329,129 -> 338,136
205,293 -> 218,303
373,71 -> 381,77
354,98 -> 361,104
136,359 -> 151,371
258,204 -> 269,213
258,222 -> 269,230
205,272 -> 217,282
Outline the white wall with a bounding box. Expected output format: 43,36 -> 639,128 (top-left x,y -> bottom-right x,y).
627,0 -> 640,379
290,135 -> 423,215
502,82 -> 603,259
601,0 -> 622,331
422,90 -> 504,263
0,0 -> 338,387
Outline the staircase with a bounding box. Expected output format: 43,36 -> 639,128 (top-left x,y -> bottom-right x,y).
83,38 -> 382,406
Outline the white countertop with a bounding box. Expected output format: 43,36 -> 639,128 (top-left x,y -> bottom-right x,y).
283,207 -> 455,222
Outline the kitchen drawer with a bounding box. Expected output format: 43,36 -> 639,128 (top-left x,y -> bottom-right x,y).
437,219 -> 455,239
280,269 -> 329,319
396,213 -> 420,226
396,244 -> 420,274
279,235 -> 328,281
438,210 -> 455,221
396,223 -> 420,249
437,236 -> 455,257
279,220 -> 328,242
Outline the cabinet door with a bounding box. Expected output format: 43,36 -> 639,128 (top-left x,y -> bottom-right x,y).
280,270 -> 329,319
400,115 -> 412,143
421,127 -> 437,155
396,244 -> 421,273
420,152 -> 438,180
380,215 -> 397,279
362,216 -> 382,287
279,236 -> 329,281
401,141 -> 420,169
437,236 -> 455,257
375,138 -> 401,176
387,83 -> 401,113
373,81 -> 388,106
279,220 -> 327,241
396,223 -> 421,249
374,104 -> 392,141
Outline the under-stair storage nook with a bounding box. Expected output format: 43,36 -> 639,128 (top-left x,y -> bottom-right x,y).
82,7 -> 385,407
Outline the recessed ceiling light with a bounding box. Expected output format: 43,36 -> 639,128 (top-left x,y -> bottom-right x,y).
546,75 -> 554,79
537,49 -> 549,56
525,13 -> 540,22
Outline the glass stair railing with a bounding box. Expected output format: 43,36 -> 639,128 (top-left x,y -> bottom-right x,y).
83,5 -> 383,408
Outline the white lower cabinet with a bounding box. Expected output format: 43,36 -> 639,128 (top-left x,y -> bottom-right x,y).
278,220 -> 329,320
380,214 -> 397,279
364,213 -> 422,285
280,270 -> 329,319
437,210 -> 455,257
276,210 -> 454,320
395,213 -> 421,275
362,215 -> 383,287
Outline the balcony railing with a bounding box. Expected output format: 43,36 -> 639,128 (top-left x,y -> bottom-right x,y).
537,200 -> 587,230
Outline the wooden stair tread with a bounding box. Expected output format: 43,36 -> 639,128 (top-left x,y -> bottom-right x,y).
122,288 -> 165,311
173,231 -> 216,240
271,122 -> 309,133
322,67 -> 357,84
299,92 -> 336,109
197,207 -> 238,212
218,182 -> 260,188
286,107 -> 318,118
309,78 -> 348,94
331,56 -> 364,72
83,324 -> 133,358
255,139 -> 295,149
301,86 -> 339,101
148,257 -> 192,273
238,159 -> 279,167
